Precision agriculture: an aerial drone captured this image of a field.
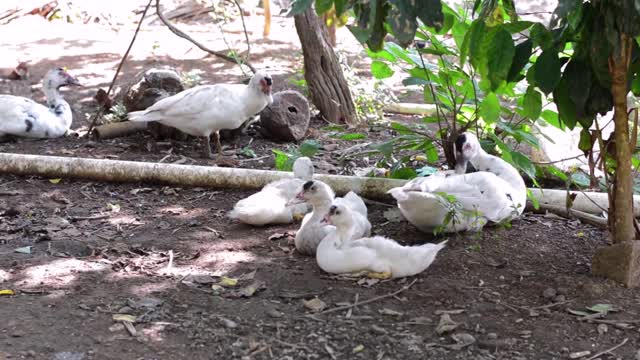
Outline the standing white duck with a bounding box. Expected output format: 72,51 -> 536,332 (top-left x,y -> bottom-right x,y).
0,67 -> 80,139
127,71 -> 273,159
317,204 -> 448,279
387,132 -> 527,233
228,157 -> 314,226
287,180 -> 371,255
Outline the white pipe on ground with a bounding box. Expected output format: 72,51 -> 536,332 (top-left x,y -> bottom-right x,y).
1,153 -> 638,216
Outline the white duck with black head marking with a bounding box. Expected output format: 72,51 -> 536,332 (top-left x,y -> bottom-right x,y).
0,67 -> 81,139
387,132 -> 527,233
287,180 -> 370,256
316,203 -> 448,279
127,71 -> 273,159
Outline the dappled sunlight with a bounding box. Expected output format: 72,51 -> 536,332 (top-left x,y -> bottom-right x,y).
127,280 -> 175,297
19,258 -> 109,288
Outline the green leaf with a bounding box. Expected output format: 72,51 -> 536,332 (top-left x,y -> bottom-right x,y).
288,0 -> 314,16
390,167 -> 418,179
526,189 -> 539,210
523,87 -> 542,120
535,50 -> 562,94
415,0 -> 444,30
387,4 -> 418,48
529,23 -> 552,49
564,60 -> 591,116
553,78 -> 578,129
339,133 -> 367,140
334,0 -> 346,14
424,141 -> 439,162
511,151 -> 536,179
370,61 -> 394,79
484,27 -> 515,90
578,128 -> 592,153
546,166 -> 568,181
272,149 -> 292,171
314,0 -> 333,15
298,140 -> 321,157
372,140 -> 394,158
366,48 -> 396,62
417,165 -> 438,177
365,0 -> 387,52
390,122 -> 415,135
462,19 -> 485,67
503,21 -> 533,33
571,172 -> 590,187
348,25 -> 371,44
479,92 -> 500,123
451,21 -> 468,50
587,303 -> 613,314
541,109 -> 563,129
507,39 -> 532,82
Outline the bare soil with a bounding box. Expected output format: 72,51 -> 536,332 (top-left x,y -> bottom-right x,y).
1,3 -> 640,360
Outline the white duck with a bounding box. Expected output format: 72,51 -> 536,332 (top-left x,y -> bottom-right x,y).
288,180 -> 371,255
388,132 -> 527,233
317,204 -> 448,279
228,157 -> 314,226
127,71 -> 273,159
0,67 -> 80,139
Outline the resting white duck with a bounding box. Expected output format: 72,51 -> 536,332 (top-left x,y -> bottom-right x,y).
317,204 -> 448,279
0,67 -> 80,139
127,71 -> 273,159
288,180 -> 370,256
228,157 -> 314,226
388,132 -> 527,233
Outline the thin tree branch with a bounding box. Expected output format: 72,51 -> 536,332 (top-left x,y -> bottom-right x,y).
585,338 -> 628,360
319,279 -> 417,315
156,0 -> 256,73
229,0 -> 251,66
87,0 -> 152,134
532,154 -> 585,165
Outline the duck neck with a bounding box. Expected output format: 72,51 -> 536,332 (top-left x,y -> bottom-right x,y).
474,148 -> 526,191
310,199 -> 332,220
43,85 -> 72,129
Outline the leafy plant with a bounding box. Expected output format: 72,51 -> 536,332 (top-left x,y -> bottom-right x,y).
103,102 -> 128,123
272,140 -> 322,171
181,69 -> 204,88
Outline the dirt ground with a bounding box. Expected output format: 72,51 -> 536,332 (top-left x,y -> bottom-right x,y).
1,2 -> 640,360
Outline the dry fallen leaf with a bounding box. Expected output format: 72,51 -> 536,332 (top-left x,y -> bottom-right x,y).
112,314 -> 136,323
303,298 -> 327,312
436,313 -> 459,335
379,308 -> 403,316
0,289 -> 15,296
48,178 -> 62,184
219,277 -> 238,287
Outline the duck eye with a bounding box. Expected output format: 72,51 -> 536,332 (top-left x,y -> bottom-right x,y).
311,186 -> 316,191
336,210 -> 341,215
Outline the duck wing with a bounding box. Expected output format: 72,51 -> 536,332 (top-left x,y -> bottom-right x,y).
0,95 -> 53,137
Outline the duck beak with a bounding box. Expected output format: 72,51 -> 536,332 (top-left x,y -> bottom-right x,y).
286,191 -> 306,207
320,214 -> 331,225
65,75 -> 82,87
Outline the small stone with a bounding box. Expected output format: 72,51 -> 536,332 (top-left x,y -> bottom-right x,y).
597,324 -> 608,335
569,350 -> 591,359
370,325 -> 387,335
451,333 -> 476,347
259,90 -> 310,141
553,295 -> 566,302
487,332 -> 498,340
542,287 -> 557,299
303,298 -> 327,312
634,349 -> 640,360
26,350 -> 36,357
109,323 -> 125,332
266,309 -> 284,318
220,317 -> 238,329
117,306 -> 134,314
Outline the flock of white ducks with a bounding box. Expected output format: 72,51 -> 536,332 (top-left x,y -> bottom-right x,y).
2,69 -> 528,279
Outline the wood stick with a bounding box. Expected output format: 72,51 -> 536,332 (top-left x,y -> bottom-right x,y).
383,102 -> 443,116
585,338 -> 628,360
92,121 -> 148,139
320,279 -> 417,315
155,0 -> 256,73
87,0 -> 152,134
526,203 -> 609,228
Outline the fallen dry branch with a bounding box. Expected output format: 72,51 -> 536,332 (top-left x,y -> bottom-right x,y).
87,0 -> 153,134
319,279 -> 417,315
525,203 -> 609,228
585,338 -> 628,360
92,121 -> 148,139
155,0 -> 256,74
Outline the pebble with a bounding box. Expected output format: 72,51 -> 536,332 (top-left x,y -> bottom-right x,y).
635,350 -> 640,360
553,295 -> 566,302
220,317 -> 238,329
487,332 -> 498,340
597,324 -> 608,334
542,287 -> 557,299
370,325 -> 387,335
569,350 -> 591,359
266,309 -> 284,318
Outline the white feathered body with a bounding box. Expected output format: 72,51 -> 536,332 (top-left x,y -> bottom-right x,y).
229,178 -> 310,226
316,230 -> 447,278
0,95 -> 72,139
388,152 -> 526,233
127,83 -> 271,136
295,190 -> 370,255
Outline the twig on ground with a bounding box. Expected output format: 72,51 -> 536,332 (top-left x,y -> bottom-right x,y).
68,214 -> 110,221
345,293 -> 359,318
320,279 -> 417,315
156,0 -> 255,73
526,203 -> 608,228
238,155 -> 270,163
87,0 -> 152,134
585,338 -> 628,360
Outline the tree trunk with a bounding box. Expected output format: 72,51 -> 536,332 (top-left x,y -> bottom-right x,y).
294,8 -> 358,126
609,33 -> 636,244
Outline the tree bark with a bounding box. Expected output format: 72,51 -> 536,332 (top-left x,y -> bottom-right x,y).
294,7 -> 358,126
609,33 -> 636,243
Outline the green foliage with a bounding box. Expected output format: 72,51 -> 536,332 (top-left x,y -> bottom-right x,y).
272,140 -> 321,171
104,102 -> 128,123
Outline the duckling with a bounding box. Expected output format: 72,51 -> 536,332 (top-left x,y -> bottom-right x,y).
287,180 -> 370,255
317,204 -> 447,279
228,157 -> 314,226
